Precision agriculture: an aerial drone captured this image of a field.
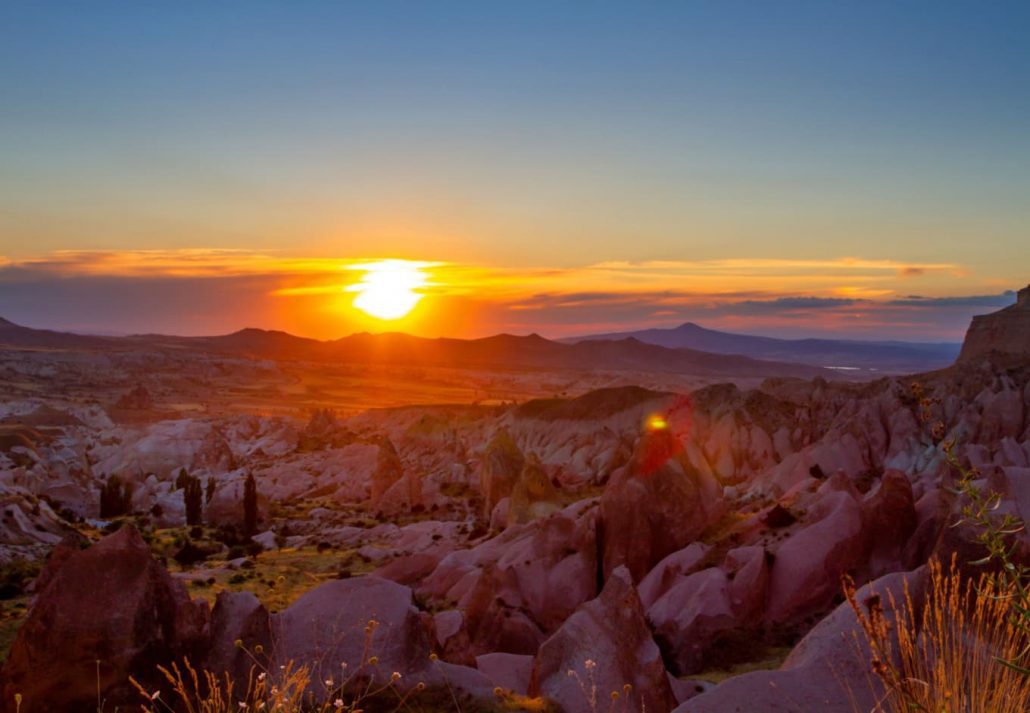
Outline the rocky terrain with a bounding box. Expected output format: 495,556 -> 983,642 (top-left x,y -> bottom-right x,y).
0,291 -> 1027,712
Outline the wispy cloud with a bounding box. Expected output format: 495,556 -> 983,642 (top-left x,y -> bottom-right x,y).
0,249 -> 1015,340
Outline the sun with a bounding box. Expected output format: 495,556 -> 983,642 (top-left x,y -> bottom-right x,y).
347,259 -> 428,320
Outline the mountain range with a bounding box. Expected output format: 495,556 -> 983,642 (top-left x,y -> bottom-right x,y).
564,321 -> 960,372
1,317 -> 831,380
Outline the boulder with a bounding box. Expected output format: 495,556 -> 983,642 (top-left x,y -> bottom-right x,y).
529,566 -> 676,713
676,568 -> 927,713
0,526 -> 208,712
765,488 -> 866,624
271,577 -> 431,689
205,591 -> 272,684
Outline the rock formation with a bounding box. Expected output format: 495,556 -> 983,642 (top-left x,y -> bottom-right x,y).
958,285 -> 1030,363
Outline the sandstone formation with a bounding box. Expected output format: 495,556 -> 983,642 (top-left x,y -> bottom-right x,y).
958,285 -> 1030,363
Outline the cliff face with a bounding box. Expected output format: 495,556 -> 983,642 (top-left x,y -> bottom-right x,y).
958,285 -> 1030,363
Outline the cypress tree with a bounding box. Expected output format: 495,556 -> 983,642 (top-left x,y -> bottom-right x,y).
243,472 -> 258,537
184,475 -> 203,526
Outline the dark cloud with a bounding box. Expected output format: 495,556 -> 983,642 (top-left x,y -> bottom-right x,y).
887,291 -> 1016,308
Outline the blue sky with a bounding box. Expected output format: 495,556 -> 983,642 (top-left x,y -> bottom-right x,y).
0,2 -> 1027,338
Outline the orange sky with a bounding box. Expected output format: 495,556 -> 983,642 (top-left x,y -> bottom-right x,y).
0,249 -> 1018,341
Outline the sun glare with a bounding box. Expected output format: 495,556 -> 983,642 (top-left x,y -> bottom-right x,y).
347,259 -> 428,320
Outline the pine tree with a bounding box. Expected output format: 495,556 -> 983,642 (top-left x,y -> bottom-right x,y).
243,472 -> 258,537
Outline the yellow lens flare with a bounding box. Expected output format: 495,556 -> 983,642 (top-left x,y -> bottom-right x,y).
346,259 -> 428,320
646,414 -> 668,431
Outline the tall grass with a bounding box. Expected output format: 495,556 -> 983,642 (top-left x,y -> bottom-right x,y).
848,557 -> 1030,712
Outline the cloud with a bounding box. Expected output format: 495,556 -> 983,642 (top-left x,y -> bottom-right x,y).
0,249 -> 1013,341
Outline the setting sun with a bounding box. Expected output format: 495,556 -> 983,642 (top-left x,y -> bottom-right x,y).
347,259 -> 428,320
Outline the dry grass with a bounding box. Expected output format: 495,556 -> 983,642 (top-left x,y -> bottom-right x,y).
848,557 -> 1030,713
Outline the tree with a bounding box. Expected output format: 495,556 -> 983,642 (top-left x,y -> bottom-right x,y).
205,477 -> 216,503
174,468 -> 190,491
184,474 -> 203,526
243,472 -> 258,537
99,475 -> 133,518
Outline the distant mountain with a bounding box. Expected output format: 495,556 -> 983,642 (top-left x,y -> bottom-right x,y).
0,316 -> 118,350
0,317 -> 831,380
564,322 -> 961,373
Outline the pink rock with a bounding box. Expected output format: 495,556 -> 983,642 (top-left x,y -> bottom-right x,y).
601,428 -> 724,582
476,652 -> 534,695
530,566 -> 676,713
0,526 -> 208,711
271,577 -> 431,690
766,489 -> 866,623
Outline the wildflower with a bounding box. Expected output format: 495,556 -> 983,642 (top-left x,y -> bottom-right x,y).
611,691 -> 620,700
151,691 -> 161,700
254,644 -> 264,654
368,656 -> 379,665
391,671 -> 401,681
428,653 -> 438,662
238,702 -> 247,710
257,672 -> 266,682
341,662 -> 348,669
334,699 -> 345,709
584,659 -> 596,670
416,682 -> 426,691
234,639 -> 244,649
324,678 -> 334,687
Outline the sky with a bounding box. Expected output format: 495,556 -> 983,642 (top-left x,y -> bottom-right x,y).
1,2 -> 1028,341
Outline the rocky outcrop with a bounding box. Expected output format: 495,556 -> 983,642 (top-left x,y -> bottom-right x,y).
478,429 -> 525,517
370,437 -> 404,508
419,501 -> 598,655
600,428 -> 724,581
958,285 -> 1030,363
0,526 -> 208,712
676,567 -> 927,713
506,453 -> 561,526
529,566 -> 676,713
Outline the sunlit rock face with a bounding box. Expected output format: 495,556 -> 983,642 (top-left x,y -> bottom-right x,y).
477,428 -> 524,517
958,285 -> 1030,363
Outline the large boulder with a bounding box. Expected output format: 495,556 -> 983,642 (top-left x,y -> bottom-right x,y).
529,566 -> 676,713
648,546 -> 769,675
205,591 -> 272,685
765,486 -> 867,624
271,576 -> 431,689
0,526 -> 208,712
676,568 -> 927,713
600,428 -> 724,582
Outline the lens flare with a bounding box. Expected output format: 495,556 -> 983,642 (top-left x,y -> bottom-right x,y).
647,414 -> 668,431
347,260 -> 427,320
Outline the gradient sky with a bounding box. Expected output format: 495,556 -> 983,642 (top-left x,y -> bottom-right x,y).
1,2 -> 1028,340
